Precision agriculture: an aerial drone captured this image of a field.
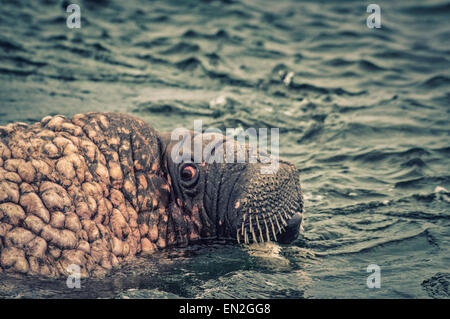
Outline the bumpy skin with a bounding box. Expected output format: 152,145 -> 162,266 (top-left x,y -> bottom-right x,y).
0,113 -> 176,277
0,112 -> 304,278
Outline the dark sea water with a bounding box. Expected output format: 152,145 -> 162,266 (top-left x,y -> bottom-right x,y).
0,0 -> 449,298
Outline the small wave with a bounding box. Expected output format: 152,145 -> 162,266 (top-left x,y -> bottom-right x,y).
38,15 -> 67,25
182,29 -> 231,40
312,30 -> 359,41
44,34 -> 68,41
329,122 -> 445,143
325,58 -> 354,67
2,55 -> 47,67
434,146 -> 450,155
404,2 -> 450,14
224,9 -> 254,19
401,158 -> 427,168
136,53 -> 171,65
160,42 -> 200,55
297,122 -> 323,143
395,176 -> 450,190
43,43 -> 92,58
315,227 -> 431,257
374,50 -> 449,65
385,209 -> 450,221
290,82 -> 328,94
353,147 -> 430,163
197,270 -> 308,298
134,100 -> 215,117
0,67 -> 34,76
87,42 -> 110,53
420,75 -> 450,88
336,104 -> 370,113
206,70 -> 253,87
147,15 -> 170,23
173,56 -> 251,87
307,42 -> 369,52
358,60 -> 385,72
0,38 -> 25,52
134,37 -> 170,48
95,54 -> 136,68
204,52 -> 222,66
432,92 -> 450,107
244,47 -> 287,59
175,57 -> 203,71
284,78 -> 365,96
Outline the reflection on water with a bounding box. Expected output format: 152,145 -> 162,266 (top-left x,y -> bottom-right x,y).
0,0 -> 449,298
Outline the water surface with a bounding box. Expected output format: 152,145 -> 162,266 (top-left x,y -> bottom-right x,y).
0,0 -> 449,298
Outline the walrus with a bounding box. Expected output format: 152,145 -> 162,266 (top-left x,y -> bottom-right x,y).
0,112 -> 304,277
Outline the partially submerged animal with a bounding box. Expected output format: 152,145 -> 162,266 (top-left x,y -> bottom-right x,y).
0,112 -> 304,277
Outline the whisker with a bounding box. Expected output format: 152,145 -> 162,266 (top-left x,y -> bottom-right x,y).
269,217 -> 277,242
264,217 -> 271,242
241,213 -> 247,236
249,214 -> 258,244
283,210 -> 290,221
279,214 -> 288,227
251,228 -> 258,243
275,215 -> 284,233
256,215 -> 264,243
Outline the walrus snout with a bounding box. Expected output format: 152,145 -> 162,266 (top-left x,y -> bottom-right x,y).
231,161 -> 304,245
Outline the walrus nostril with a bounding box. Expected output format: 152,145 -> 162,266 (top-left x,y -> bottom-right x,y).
276,213 -> 302,244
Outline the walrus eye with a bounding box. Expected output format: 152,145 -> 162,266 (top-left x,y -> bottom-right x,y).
179,163 -> 199,187
181,165 -> 196,181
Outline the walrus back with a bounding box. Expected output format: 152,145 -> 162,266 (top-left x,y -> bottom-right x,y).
0,112 -> 164,277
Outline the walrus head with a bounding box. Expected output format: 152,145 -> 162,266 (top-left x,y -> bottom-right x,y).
158,130 -> 304,246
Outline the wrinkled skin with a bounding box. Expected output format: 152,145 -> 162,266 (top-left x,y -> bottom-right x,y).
0,112 -> 304,277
